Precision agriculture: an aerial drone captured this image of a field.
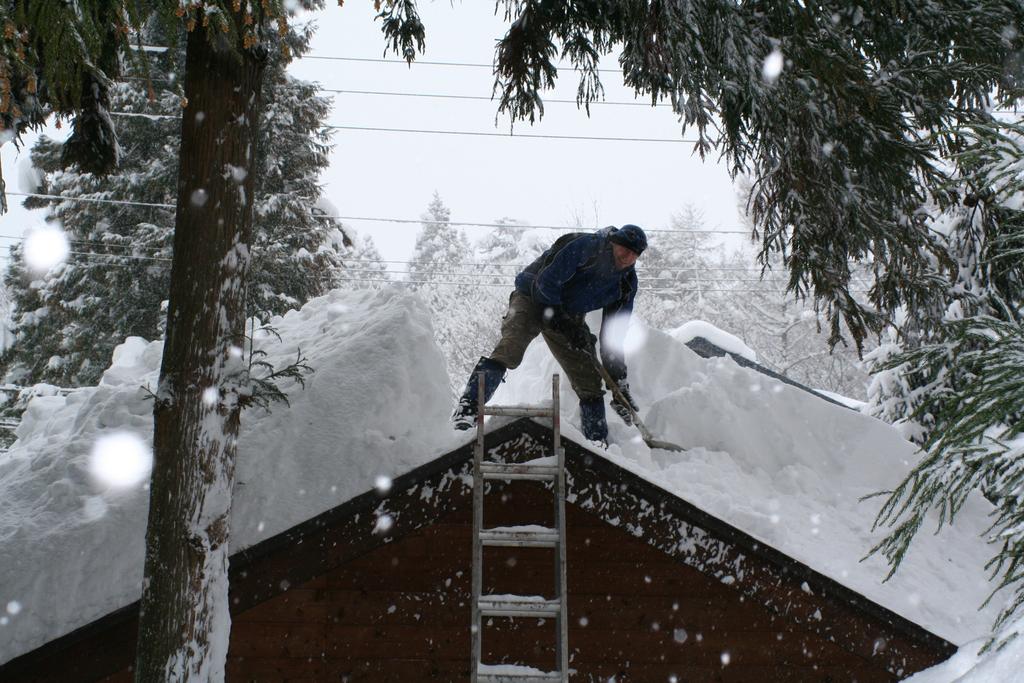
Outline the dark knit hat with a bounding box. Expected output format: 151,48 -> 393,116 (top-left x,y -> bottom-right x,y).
608,224 -> 648,255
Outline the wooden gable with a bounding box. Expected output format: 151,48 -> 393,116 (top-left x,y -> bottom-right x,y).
1,419 -> 954,682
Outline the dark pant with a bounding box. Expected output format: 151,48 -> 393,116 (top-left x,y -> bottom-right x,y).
489,292 -> 604,401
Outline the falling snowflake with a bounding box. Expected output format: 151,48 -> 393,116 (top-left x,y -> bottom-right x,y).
202,387 -> 220,406
89,431 -> 153,488
762,49 -> 784,82
24,224 -> 70,272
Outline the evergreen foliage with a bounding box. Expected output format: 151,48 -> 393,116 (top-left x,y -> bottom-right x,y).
408,192 -> 479,392
335,230 -> 391,288
408,192 -> 470,283
867,120 -> 1024,441
867,120 -> 1024,633
248,52 -> 344,320
869,317 -> 1024,636
0,16 -> 343,387
635,208 -> 721,330
382,0 -> 1024,351
0,0 -> 135,178
0,0 -> 303,207
2,71 -> 179,385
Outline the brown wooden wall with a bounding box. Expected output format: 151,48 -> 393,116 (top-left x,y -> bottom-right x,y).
0,422 -> 952,682
99,481 -> 918,682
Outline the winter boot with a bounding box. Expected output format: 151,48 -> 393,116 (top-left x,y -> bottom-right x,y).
452,357 -> 506,430
579,397 -> 609,443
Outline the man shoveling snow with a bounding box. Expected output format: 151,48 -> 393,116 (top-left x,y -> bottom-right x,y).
452,224 -> 647,443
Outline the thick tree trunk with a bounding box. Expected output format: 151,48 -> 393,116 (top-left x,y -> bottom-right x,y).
135,22 -> 266,683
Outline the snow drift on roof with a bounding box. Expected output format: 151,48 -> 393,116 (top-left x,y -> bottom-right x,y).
494,315 -> 1001,646
0,287 -> 1002,667
0,287 -> 461,665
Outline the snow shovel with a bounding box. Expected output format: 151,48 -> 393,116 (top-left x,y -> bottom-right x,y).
587,352 -> 688,453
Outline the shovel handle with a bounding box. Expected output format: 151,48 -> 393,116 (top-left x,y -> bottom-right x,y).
586,350 -> 688,453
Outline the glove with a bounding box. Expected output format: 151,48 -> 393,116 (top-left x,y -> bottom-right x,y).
609,380 -> 639,425
544,307 -> 596,351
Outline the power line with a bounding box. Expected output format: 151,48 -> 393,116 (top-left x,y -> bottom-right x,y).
7,192 -> 174,210
2,231 -> 873,284
106,89 -> 666,115
6,192 -> 751,234
334,277 -> 868,295
104,110 -> 696,143
367,259 -> 773,272
320,87 -> 668,108
0,234 -> 170,255
344,259 -> 780,273
109,111 -> 179,121
63,250 -> 172,263
129,48 -> 1022,118
298,54 -> 626,75
9,252 -> 868,293
3,236 -> 779,271
1,237 -> 797,278
333,267 -> 804,284
325,124 -> 697,144
4,248 -> 792,282
314,213 -> 747,235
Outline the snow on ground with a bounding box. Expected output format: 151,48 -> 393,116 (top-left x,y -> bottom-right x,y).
0,287 -> 1005,675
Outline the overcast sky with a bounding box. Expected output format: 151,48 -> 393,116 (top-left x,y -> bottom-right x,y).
0,2 -> 744,264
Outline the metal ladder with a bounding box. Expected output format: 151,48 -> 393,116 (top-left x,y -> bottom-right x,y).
471,373 -> 569,683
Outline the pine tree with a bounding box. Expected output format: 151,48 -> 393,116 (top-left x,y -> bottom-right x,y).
336,230 -> 392,289
452,217 -> 539,391
0,16 -> 342,388
309,198 -> 389,289
408,192 -> 481,392
1,73 -> 178,386
868,120 -> 1024,443
408,191 -> 470,283
867,120 -> 1024,636
474,217 -> 529,270
248,58 -> 342,319
635,207 -> 723,331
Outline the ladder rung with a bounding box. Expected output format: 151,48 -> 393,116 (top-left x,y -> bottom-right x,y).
482,405 -> 554,418
478,664 -> 562,682
480,526 -> 559,548
481,462 -> 559,481
479,594 -> 561,618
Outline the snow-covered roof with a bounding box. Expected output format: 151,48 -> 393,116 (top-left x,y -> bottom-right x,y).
0,286 -> 1001,666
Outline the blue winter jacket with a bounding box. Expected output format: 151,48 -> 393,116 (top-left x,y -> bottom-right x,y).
514,227 -> 637,377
